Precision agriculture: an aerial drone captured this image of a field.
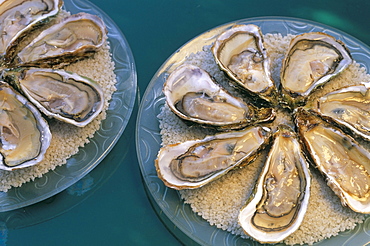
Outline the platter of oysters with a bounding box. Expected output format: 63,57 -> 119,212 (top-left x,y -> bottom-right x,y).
136,17 -> 370,245
0,0 -> 136,211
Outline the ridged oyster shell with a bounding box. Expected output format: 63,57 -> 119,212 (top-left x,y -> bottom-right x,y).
0,0 -> 63,65
212,24 -> 277,105
12,12 -> 107,67
0,0 -> 109,174
239,125 -> 311,243
155,125 -> 272,189
280,32 -> 352,108
295,108 -> 370,214
163,64 -> 275,130
308,82 -> 370,141
157,24 -> 367,244
3,67 -> 104,127
0,81 -> 51,170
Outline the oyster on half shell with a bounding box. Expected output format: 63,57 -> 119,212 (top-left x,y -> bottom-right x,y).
308,82 -> 370,141
12,12 -> 107,67
155,125 -> 272,190
295,108 -> 370,214
280,32 -> 352,108
0,81 -> 51,170
3,68 -> 104,127
212,24 -> 277,105
238,125 -> 311,243
0,0 -> 63,64
163,64 -> 275,130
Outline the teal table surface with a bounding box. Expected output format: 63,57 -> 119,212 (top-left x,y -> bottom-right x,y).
4,0 -> 370,245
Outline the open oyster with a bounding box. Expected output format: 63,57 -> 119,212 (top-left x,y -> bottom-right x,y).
0,81 -> 51,170
308,82 -> 370,141
0,0 -> 62,64
239,125 -> 311,243
3,68 -> 104,127
280,32 -> 352,108
155,125 -> 272,189
13,12 -> 107,67
163,64 -> 274,130
212,24 -> 277,105
295,108 -> 370,214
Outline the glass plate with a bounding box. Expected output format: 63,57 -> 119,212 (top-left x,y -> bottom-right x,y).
136,17 -> 370,246
0,0 -> 137,212
0,122 -> 134,230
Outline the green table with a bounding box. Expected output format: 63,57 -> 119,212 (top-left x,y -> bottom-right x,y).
5,0 -> 370,245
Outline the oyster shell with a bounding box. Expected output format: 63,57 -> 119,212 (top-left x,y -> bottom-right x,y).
13,12 -> 107,67
238,125 -> 311,243
3,68 -> 104,127
308,82 -> 370,141
163,64 -> 275,130
280,32 -> 352,108
0,0 -> 63,64
0,81 -> 51,170
212,24 -> 277,105
295,108 -> 370,214
155,125 -> 272,189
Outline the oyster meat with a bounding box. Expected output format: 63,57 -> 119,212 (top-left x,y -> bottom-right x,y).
0,81 -> 51,170
155,125 -> 272,189
163,64 -> 274,130
13,12 -> 107,67
295,108 -> 370,214
157,23 -> 368,244
309,82 -> 370,141
239,125 -> 311,243
0,0 -> 62,64
280,32 -> 352,108
3,68 -> 104,127
212,24 -> 277,105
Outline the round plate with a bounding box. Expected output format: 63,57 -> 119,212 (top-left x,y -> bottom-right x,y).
136,17 -> 370,246
0,124 -> 133,229
0,0 -> 137,212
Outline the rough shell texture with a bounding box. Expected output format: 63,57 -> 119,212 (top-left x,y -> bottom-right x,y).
4,68 -> 104,127
13,12 -> 107,67
212,24 -> 277,105
163,63 -> 274,130
156,125 -> 272,189
0,0 -> 63,64
158,34 -> 368,245
295,108 -> 370,214
239,125 -> 311,243
280,32 -> 352,108
0,81 -> 51,170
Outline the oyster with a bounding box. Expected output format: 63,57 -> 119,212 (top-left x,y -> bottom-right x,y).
0,0 -> 62,64
3,68 -> 104,127
280,32 -> 352,108
238,125 -> 311,243
0,81 -> 51,170
163,64 -> 274,130
13,12 -> 107,67
295,108 -> 370,214
212,24 -> 277,105
308,82 -> 370,141
155,125 -> 272,189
